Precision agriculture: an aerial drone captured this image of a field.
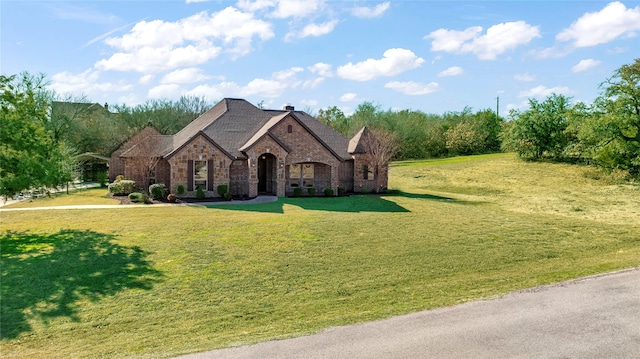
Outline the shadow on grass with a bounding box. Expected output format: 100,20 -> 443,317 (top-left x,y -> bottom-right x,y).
0,229 -> 162,340
209,190 -> 478,214
209,194 -> 410,214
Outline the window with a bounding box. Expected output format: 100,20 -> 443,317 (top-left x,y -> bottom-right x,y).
363,165 -> 375,180
302,163 -> 314,187
289,163 -> 314,188
287,124 -> 293,133
194,160 -> 207,190
290,164 -> 300,187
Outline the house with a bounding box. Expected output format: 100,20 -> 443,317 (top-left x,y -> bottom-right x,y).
109,98 -> 388,197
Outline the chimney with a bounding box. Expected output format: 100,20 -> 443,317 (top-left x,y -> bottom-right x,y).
283,104 -> 295,111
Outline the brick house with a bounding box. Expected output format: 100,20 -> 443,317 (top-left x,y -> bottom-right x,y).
109,98 -> 388,197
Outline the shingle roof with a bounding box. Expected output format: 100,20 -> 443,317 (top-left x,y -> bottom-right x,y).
348,126 -> 369,154
160,98 -> 352,161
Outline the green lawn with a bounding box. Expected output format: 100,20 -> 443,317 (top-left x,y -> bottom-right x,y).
1,153 -> 639,358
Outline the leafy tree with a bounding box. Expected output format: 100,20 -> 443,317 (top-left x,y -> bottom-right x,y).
317,106 -> 349,135
0,73 -> 73,198
502,94 -> 573,160
360,127 -> 398,193
579,59 -> 640,176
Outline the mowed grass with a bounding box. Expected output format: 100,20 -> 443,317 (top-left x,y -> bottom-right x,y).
2,188 -> 119,208
1,153 -> 639,358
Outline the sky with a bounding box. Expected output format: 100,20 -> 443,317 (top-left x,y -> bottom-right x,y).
2,0 -> 640,116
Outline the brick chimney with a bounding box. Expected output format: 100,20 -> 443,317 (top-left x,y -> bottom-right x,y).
283,104 -> 295,111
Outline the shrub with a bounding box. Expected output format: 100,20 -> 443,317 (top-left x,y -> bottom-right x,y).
293,187 -> 302,197
97,172 -> 108,187
337,187 -> 345,196
128,192 -> 148,203
195,186 -> 205,199
223,191 -> 232,201
115,175 -> 125,183
217,184 -> 229,198
108,182 -> 124,195
149,183 -> 167,200
307,187 -> 316,196
176,184 -> 185,195
120,180 -> 135,195
324,188 -> 334,197
167,193 -> 177,202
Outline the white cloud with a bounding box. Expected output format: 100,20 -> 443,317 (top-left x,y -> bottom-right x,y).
139,74 -> 154,84
557,1 -> 640,47
308,62 -> 333,77
236,0 -> 275,12
96,7 -> 274,73
337,48 -> 425,81
426,21 -> 540,60
161,68 -> 213,84
571,59 -> 602,73
185,67 -> 303,99
514,73 -> 535,81
148,84 -> 183,99
351,2 -> 390,18
384,81 -> 440,95
50,69 -> 133,98
303,77 -> 324,89
286,20 -> 338,41
438,66 -> 464,77
340,93 -> 358,102
518,85 -> 571,99
270,0 -> 323,18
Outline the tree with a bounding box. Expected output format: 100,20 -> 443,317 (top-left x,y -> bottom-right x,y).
0,73 -> 73,198
317,106 -> 349,135
360,128 -> 398,193
502,94 -> 573,160
579,59 -> 640,175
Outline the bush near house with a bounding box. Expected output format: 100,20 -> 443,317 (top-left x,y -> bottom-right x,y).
176,184 -> 185,195
292,187 -> 302,197
149,184 -> 167,200
195,187 -> 205,199
324,188 -> 334,197
307,187 -> 316,196
128,192 -> 148,203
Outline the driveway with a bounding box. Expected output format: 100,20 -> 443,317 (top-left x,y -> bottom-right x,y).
176,268 -> 640,359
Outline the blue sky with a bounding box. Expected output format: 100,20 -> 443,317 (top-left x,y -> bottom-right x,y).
2,1 -> 639,116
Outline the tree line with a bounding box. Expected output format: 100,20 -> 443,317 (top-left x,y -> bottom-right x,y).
1,59 -> 638,198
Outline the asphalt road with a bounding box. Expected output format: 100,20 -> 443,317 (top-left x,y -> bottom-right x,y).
176,268 -> 640,359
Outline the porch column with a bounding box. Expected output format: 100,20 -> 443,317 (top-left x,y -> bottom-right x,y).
248,156 -> 258,197
330,163 -> 339,196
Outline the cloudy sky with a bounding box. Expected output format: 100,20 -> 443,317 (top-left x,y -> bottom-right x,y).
2,0 -> 639,115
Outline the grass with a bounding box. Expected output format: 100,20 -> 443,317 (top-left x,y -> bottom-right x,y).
2,188 -> 119,208
1,153 -> 639,358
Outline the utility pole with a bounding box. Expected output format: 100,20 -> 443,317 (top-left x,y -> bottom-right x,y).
496,96 -> 500,120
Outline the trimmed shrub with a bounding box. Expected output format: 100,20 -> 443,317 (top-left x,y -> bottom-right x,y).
217,184 -> 229,198
128,192 -> 148,203
293,187 -> 302,197
337,187 -> 345,196
108,182 -> 124,195
120,180 -> 135,195
167,193 -> 177,202
324,188 -> 334,197
195,186 -> 205,199
307,187 -> 316,196
115,175 -> 125,183
176,184 -> 185,195
149,183 -> 167,200
223,191 -> 232,201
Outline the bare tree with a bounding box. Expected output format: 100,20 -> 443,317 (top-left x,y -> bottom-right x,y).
360,127 -> 398,193
121,133 -> 166,192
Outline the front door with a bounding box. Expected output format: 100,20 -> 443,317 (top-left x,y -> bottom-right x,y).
257,154 -> 276,194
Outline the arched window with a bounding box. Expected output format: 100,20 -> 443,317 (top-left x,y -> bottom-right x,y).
287,124 -> 293,133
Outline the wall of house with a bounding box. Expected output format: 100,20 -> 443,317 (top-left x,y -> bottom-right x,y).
242,135 -> 288,197
166,134 -> 231,197
338,160 -> 355,192
270,117 -> 342,195
229,160 -> 249,197
352,153 -> 389,193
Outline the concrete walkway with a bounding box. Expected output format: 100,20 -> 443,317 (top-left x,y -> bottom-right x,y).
176,268 -> 640,359
0,196 -> 278,212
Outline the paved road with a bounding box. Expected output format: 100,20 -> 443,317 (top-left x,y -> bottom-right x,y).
177,268 -> 640,359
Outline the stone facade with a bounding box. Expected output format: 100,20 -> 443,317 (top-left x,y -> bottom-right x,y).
166,134 -> 232,198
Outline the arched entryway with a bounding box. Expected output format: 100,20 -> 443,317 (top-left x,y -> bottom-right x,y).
257,153 -> 277,194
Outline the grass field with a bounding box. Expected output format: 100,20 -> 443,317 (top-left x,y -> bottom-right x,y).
1,153 -> 639,358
